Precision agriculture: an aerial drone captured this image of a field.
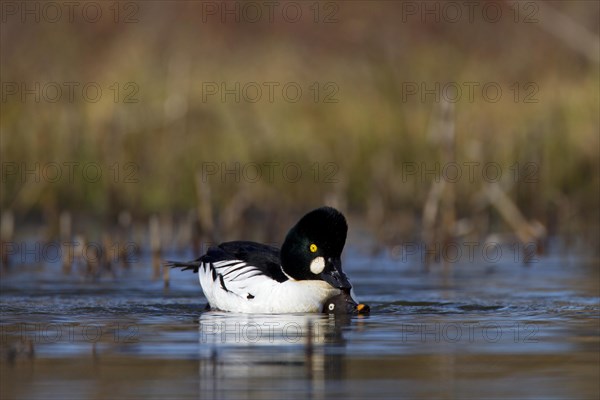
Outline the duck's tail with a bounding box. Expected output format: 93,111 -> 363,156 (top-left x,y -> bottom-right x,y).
164,260 -> 201,273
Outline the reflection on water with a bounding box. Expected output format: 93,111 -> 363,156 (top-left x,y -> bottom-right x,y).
1,248 -> 598,399
196,312 -> 352,400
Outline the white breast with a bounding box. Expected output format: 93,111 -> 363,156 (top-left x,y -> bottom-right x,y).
198,261 -> 340,313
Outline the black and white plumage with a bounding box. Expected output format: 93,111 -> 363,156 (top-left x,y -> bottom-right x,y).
167,207 -> 354,313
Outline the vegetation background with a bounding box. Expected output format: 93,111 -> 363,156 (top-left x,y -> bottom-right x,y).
1,1 -> 598,252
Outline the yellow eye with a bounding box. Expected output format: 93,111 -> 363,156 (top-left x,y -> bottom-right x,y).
309,244 -> 318,253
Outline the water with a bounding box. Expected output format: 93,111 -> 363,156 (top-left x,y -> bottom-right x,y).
1,246 -> 598,399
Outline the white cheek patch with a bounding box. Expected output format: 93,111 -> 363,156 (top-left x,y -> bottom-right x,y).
310,256 -> 326,275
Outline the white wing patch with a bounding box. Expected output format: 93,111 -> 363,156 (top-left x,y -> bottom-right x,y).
212,260 -> 263,283
198,259 -> 275,311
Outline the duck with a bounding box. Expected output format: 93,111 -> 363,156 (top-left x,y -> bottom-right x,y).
167,206 -> 354,313
322,292 -> 370,315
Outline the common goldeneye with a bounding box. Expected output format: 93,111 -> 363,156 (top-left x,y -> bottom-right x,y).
322,292 -> 370,315
168,206 -> 354,313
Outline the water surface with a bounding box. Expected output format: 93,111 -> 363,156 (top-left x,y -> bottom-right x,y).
1,246 -> 598,399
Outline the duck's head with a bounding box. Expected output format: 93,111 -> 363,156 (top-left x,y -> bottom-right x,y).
323,293 -> 370,315
281,206 -> 351,290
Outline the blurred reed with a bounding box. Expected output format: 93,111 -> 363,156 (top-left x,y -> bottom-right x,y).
1,1 -> 598,263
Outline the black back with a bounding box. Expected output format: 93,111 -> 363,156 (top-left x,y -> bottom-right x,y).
168,241 -> 288,283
